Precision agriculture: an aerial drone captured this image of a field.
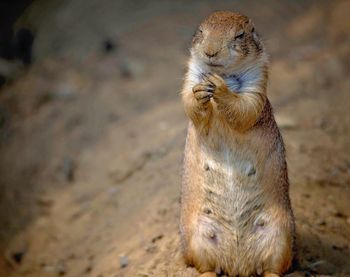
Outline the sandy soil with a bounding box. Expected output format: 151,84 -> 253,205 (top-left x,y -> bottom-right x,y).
0,0 -> 350,276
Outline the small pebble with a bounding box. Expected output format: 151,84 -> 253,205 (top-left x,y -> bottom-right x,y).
151,234 -> 163,243
334,211 -> 346,218
85,265 -> 93,273
316,219 -> 326,226
63,157 -> 76,182
119,255 -> 128,268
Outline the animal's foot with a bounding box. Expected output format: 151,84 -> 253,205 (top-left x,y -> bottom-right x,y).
200,272 -> 217,277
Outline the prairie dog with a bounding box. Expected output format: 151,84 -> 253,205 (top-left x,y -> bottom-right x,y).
180,11 -> 295,277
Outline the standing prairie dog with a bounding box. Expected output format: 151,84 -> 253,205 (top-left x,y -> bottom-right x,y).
180,11 -> 295,277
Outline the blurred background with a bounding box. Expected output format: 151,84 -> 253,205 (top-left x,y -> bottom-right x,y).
0,0 -> 349,276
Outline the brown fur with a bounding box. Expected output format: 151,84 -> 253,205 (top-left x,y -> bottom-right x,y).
180,11 -> 295,276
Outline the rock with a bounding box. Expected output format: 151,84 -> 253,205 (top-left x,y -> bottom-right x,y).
63,157 -> 76,182
333,211 -> 346,218
84,264 -> 93,273
119,254 -> 128,268
151,234 -> 163,243
316,219 -> 326,226
4,234 -> 28,267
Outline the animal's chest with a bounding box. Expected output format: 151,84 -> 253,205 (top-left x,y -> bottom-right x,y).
201,145 -> 257,188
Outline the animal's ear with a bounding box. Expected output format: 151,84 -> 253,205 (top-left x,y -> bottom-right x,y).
248,19 -> 255,33
192,25 -> 203,44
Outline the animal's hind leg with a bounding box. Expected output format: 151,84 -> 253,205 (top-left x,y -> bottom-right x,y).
263,225 -> 293,277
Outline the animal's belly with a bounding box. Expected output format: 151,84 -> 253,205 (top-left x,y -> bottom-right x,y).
189,149 -> 274,273
200,149 -> 263,231
198,163 -> 266,244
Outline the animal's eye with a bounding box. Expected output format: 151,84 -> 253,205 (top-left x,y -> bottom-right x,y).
235,30 -> 245,40
193,28 -> 203,38
192,28 -> 204,44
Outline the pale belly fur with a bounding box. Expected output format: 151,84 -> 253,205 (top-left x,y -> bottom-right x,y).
189,144 -> 281,275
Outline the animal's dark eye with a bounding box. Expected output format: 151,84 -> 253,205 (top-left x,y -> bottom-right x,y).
235,30 -> 245,40
193,28 -> 203,38
192,28 -> 204,44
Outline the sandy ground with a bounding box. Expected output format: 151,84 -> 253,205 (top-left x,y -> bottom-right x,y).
0,0 -> 350,276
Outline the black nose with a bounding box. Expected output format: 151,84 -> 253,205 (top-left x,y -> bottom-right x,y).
205,51 -> 218,58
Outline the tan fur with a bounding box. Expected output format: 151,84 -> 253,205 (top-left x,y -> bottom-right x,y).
180,11 -> 295,277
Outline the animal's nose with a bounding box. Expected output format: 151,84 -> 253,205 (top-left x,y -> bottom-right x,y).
205,51 -> 218,58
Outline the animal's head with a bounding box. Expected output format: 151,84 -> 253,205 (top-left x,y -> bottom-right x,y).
191,11 -> 264,73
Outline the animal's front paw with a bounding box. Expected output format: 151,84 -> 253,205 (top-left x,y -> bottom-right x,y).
192,82 -> 214,105
202,73 -> 230,99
